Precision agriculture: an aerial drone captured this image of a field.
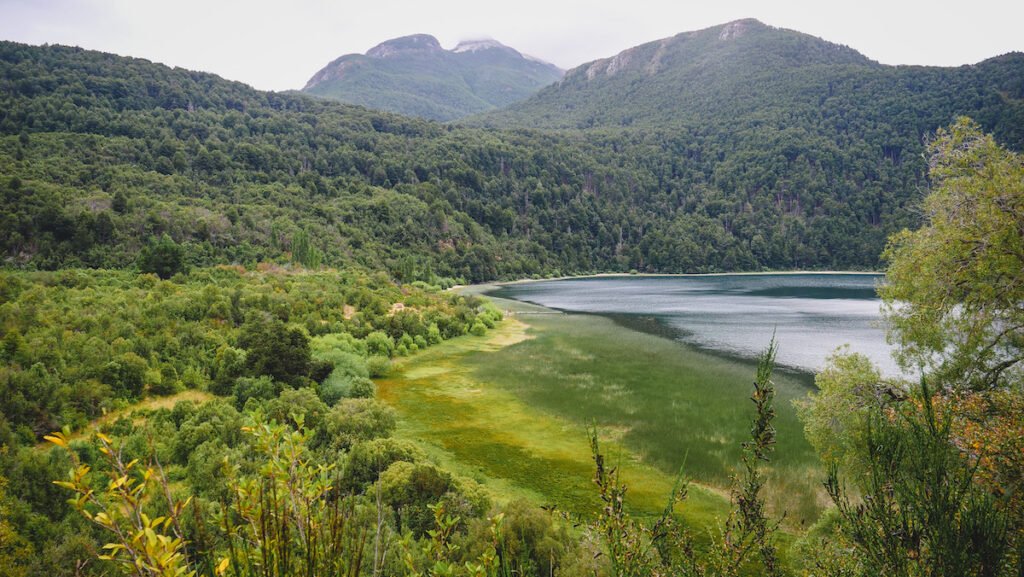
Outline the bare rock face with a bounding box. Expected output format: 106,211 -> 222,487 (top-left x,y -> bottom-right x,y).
718,19 -> 757,41
581,19 -> 771,82
303,59 -> 356,89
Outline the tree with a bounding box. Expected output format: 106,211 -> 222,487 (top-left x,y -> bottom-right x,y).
809,120 -> 1024,576
138,234 -> 185,279
111,190 -> 129,214
0,475 -> 32,577
795,349 -> 890,476
291,229 -> 322,269
100,352 -> 148,399
237,312 -> 311,385
880,118 -> 1024,390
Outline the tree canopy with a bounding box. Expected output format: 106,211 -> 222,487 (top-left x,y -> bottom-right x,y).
881,117 -> 1024,390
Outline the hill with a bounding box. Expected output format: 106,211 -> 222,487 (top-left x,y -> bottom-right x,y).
474,18 -> 1024,147
302,34 -> 563,120
2,32 -> 1022,282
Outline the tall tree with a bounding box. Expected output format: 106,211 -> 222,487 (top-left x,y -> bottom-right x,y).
880,117 -> 1024,390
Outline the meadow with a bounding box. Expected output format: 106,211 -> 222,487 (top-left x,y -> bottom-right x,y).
379,285 -> 826,530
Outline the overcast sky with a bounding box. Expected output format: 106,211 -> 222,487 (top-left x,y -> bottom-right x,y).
1,0 -> 1021,92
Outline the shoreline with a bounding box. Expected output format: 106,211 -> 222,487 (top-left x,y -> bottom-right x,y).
465,269 -> 901,379
453,270 -> 884,291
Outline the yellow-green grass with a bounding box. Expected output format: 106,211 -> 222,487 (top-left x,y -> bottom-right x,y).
378,313 -> 731,530
476,291 -> 826,525
37,389 -> 215,449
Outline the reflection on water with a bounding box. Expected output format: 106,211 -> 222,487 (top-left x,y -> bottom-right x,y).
491,274 -> 903,377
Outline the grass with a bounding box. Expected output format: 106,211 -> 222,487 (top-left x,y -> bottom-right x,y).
469,294 -> 827,526
377,312 -> 732,531
36,389 -> 215,449
379,285 -> 829,536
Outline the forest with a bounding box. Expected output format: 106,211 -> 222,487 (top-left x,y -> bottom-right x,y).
3,39 -> 1020,282
0,37 -> 1021,577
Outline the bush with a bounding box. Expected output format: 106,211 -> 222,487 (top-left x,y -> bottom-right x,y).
367,355 -> 391,378
238,312 -> 311,385
365,331 -> 395,358
232,376 -> 279,410
264,388 -> 328,430
137,234 -> 185,279
348,377 -> 375,398
324,399 -> 397,450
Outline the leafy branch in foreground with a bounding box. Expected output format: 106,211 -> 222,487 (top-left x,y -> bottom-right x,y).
217,416 -> 368,577
721,338 -> 782,577
588,338 -> 782,577
47,430 -> 199,577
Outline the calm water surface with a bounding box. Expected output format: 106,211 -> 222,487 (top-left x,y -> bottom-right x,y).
492,274 -> 903,376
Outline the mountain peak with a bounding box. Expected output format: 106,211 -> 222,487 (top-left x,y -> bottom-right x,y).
453,38 -> 514,54
716,18 -> 766,40
302,34 -> 563,121
366,34 -> 443,58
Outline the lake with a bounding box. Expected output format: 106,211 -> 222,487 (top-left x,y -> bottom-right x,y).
490,273 -> 902,377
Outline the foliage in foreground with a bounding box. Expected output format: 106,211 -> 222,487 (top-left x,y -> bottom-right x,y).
42,397 -> 579,577
825,382 -> 1011,577
799,120 -> 1023,576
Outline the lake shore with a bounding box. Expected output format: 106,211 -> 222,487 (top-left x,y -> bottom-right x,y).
452,270 -> 884,292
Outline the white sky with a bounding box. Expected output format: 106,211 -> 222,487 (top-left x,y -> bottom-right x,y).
1,0 -> 1021,92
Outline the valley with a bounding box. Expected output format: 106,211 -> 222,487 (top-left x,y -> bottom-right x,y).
0,13 -> 1021,577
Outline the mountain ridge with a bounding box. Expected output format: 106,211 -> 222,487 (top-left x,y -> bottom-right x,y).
302,34 -> 562,121
472,18 -> 1024,142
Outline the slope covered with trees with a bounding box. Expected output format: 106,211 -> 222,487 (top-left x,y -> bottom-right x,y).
476,19 -> 1024,143
3,35 -> 1023,280
303,34 -> 563,121
0,37 -> 1015,278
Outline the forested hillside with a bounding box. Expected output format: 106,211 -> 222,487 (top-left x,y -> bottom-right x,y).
303,35 -> 563,121
477,19 -> 1024,143
7,37 -> 1022,279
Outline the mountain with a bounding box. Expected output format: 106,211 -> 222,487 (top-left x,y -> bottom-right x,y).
474,18 -> 1024,148
2,30 -> 1022,281
302,34 -> 563,121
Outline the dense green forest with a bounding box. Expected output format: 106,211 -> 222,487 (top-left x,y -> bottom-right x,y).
4,38 -> 1020,280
